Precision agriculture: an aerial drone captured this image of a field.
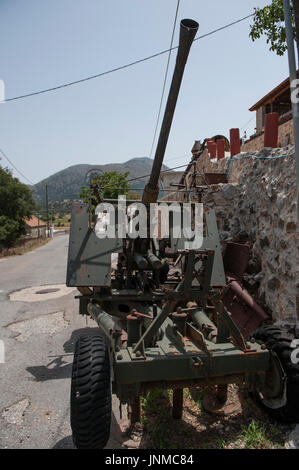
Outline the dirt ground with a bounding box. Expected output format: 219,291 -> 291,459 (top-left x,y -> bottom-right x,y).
124,385 -> 295,449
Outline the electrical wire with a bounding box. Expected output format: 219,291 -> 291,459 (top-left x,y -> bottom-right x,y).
0,13 -> 255,189
0,147 -> 36,185
98,161 -> 189,192
164,153 -> 189,163
0,13 -> 254,104
240,115 -> 255,131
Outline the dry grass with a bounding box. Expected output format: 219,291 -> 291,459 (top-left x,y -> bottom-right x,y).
0,237 -> 50,258
135,385 -> 292,449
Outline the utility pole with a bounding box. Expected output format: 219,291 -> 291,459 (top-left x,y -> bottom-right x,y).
46,184 -> 49,237
51,203 -> 54,238
283,0 -> 299,224
293,0 -> 299,60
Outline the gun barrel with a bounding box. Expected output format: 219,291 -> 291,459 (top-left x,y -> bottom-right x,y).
142,18 -> 199,205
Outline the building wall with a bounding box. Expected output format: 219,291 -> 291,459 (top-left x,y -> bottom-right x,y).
242,117 -> 294,153
159,171 -> 185,195
25,226 -> 47,238
162,146 -> 298,326
256,106 -> 264,134
193,148 -> 228,176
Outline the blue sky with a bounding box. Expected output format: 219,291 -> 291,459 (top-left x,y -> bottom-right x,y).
0,0 -> 290,185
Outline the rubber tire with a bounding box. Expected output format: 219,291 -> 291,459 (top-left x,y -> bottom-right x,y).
70,334 -> 111,448
253,325 -> 299,423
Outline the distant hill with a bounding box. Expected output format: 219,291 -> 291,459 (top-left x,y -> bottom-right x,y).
32,157 -> 169,203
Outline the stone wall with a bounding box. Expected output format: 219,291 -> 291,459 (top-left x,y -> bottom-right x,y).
242,117 -> 294,153
192,148 -> 228,176
202,147 -> 297,325
162,146 -> 298,326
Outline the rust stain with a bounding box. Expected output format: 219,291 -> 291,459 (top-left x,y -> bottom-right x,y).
80,264 -> 87,281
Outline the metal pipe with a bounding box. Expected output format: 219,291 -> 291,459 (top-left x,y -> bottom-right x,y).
172,388 -> 183,419
188,301 -> 217,342
142,18 -> 199,205
190,309 -> 217,342
216,384 -> 228,405
128,397 -> 142,425
87,302 -> 122,338
127,314 -> 140,346
283,0 -> 299,223
227,276 -> 269,320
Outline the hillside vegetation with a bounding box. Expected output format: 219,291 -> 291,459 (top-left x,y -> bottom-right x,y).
32,157 -> 169,202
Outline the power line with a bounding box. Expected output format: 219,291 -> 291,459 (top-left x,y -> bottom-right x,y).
1,13 -> 254,104
240,115 -> 255,131
0,147 -> 36,185
99,162 -> 189,192
193,13 -> 254,43
164,153 -> 189,163
149,0 -> 180,158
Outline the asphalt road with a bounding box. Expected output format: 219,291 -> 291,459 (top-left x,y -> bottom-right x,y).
1,235 -> 298,450
0,235 -> 125,449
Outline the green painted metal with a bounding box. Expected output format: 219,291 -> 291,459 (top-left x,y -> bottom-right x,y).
171,210 -> 226,286
190,308 -> 217,342
114,342 -> 269,384
66,202 -> 122,287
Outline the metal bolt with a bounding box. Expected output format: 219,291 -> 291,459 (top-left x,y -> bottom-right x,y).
192,357 -> 203,368
193,361 -> 202,368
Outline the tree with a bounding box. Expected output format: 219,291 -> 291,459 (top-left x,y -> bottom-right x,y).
0,166 -> 36,247
128,190 -> 141,200
250,0 -> 299,57
80,171 -> 131,208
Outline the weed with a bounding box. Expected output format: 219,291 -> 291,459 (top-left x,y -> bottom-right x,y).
216,437 -> 226,449
242,420 -> 267,448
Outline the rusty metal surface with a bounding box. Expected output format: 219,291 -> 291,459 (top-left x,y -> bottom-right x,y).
128,397 -> 141,425
222,242 -> 268,340
216,384 -> 228,404
202,387 -> 241,415
223,283 -> 267,340
223,242 -> 250,279
172,389 -> 183,419
227,277 -> 269,321
204,173 -> 228,185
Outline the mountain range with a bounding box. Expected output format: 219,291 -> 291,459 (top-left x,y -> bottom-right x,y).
32,157 -> 169,203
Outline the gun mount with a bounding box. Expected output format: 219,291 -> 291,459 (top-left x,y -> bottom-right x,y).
66,18 -> 299,450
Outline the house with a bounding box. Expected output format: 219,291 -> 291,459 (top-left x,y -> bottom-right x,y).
242,72 -> 298,152
24,216 -> 47,239
159,171 -> 185,195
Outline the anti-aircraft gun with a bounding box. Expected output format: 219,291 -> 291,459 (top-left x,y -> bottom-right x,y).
66,18 -> 299,449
